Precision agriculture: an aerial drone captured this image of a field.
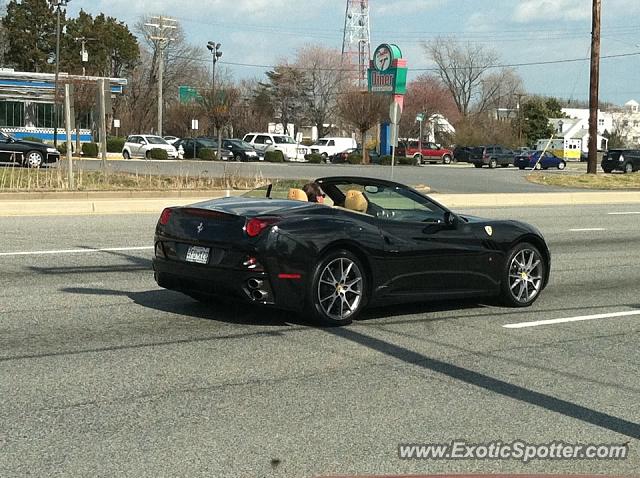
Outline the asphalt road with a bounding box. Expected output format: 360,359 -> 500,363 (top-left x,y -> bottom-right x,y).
62,158 -> 592,194
1,204 -> 639,477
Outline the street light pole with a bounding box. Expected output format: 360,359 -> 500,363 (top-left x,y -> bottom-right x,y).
147,16 -> 177,136
207,41 -> 223,158
52,0 -> 70,148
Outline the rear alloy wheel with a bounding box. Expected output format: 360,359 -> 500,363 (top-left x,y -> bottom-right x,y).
501,242 -> 545,307
25,150 -> 43,168
442,154 -> 452,164
488,159 -> 497,169
123,150 -> 130,159
558,161 -> 566,170
534,162 -> 542,170
234,153 -> 242,162
624,162 -> 634,174
309,250 -> 366,326
414,154 -> 423,164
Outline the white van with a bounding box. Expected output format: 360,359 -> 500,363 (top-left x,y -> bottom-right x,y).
242,133 -> 310,162
310,137 -> 357,158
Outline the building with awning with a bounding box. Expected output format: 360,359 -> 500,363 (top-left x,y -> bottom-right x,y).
0,68 -> 126,143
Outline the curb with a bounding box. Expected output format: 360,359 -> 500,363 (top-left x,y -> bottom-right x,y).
0,191 -> 639,217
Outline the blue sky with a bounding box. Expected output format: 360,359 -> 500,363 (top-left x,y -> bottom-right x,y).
66,0 -> 640,105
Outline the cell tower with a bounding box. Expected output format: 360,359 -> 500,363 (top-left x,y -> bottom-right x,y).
341,0 -> 371,88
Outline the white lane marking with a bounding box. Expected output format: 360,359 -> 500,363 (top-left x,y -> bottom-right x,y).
503,310 -> 640,329
0,246 -> 153,257
608,211 -> 640,215
568,228 -> 607,232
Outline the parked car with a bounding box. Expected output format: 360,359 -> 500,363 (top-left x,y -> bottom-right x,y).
601,149 -> 640,173
242,133 -> 310,161
0,130 -> 60,168
163,136 -> 180,145
122,135 -> 178,159
221,139 -> 264,161
174,138 -> 233,160
452,146 -> 474,163
310,137 -> 357,158
153,176 -> 550,326
514,150 -> 567,170
468,145 -> 514,168
396,140 -> 453,164
330,147 -> 380,164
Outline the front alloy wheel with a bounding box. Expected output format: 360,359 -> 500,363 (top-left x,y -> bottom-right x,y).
501,243 -> 545,307
624,162 -> 634,174
442,154 -> 452,164
25,150 -> 43,168
310,250 -> 366,325
558,161 -> 566,170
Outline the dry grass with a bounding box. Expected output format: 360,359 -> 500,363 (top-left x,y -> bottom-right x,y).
0,165 -> 282,192
526,172 -> 640,189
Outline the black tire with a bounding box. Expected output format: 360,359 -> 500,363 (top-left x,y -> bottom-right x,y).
500,242 -> 545,307
518,166 -> 525,170
474,163 -> 483,168
145,150 -> 151,159
25,150 -> 43,168
123,150 -> 130,160
234,153 -> 243,162
624,162 -> 634,174
307,249 -> 367,326
488,159 -> 497,169
558,161 -> 566,170
442,154 -> 452,164
415,154 -> 423,163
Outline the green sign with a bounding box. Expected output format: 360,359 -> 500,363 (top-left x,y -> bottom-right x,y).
179,85 -> 202,104
368,43 -> 407,95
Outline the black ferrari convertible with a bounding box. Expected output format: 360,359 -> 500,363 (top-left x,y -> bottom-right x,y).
153,176 -> 550,325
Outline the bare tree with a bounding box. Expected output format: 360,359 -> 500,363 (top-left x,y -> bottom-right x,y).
230,78 -> 273,138
199,82 -> 240,157
474,67 -> 523,115
337,89 -> 387,164
257,63 -> 309,135
425,38 -> 500,116
295,46 -> 347,138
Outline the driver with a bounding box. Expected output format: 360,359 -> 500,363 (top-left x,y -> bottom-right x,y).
302,182 -> 325,203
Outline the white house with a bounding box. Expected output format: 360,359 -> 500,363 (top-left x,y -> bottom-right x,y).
548,115 -> 608,153
610,100 -> 640,147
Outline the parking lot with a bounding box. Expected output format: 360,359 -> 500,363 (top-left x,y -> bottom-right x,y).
1,204 -> 638,476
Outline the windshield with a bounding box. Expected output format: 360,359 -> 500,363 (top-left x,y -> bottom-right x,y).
273,135 -> 295,144
315,139 -> 329,146
146,136 -> 168,145
226,140 -> 253,149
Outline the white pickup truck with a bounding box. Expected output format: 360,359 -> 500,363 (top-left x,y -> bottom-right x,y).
242,133 -> 310,162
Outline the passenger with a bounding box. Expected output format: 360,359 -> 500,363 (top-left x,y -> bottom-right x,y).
302,182 -> 325,203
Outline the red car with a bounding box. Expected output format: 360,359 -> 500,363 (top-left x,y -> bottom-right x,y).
397,140 -> 453,164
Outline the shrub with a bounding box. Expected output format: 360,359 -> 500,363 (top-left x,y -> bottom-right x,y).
107,137 -> 126,153
148,148 -> 168,160
264,150 -> 284,163
306,153 -> 324,164
82,142 -> 99,157
398,156 -> 419,166
57,143 -> 71,155
379,155 -> 392,165
197,148 -> 217,161
21,136 -> 43,143
346,153 -> 362,164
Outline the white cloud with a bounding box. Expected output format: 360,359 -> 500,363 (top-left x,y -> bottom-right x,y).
375,0 -> 444,15
513,0 -> 591,23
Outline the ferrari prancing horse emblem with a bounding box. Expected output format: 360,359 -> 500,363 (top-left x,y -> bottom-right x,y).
484,226 -> 493,236
196,222 -> 204,234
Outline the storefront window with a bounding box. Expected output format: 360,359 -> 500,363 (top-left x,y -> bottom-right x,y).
34,103 -> 63,128
0,101 -> 25,127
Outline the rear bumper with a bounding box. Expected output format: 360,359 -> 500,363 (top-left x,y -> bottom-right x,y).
152,256 -> 306,312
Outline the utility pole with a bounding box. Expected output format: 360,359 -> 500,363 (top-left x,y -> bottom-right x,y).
98,78 -> 107,171
207,41 -> 223,160
146,16 -> 177,137
587,0 -> 601,174
74,36 -> 95,76
64,83 -> 74,189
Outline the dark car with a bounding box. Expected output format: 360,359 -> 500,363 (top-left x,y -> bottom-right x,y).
453,146 -> 473,163
174,138 -> 233,160
153,176 -> 551,326
221,139 -> 264,162
514,150 -> 566,170
330,147 -> 380,164
601,149 -> 640,173
0,130 -> 60,168
468,145 -> 514,168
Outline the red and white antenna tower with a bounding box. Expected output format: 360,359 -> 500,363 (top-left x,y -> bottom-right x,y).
341,0 -> 371,88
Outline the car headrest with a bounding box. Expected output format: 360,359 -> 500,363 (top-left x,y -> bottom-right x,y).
344,190 -> 368,213
287,188 -> 308,201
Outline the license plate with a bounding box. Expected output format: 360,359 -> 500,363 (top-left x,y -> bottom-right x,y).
185,246 -> 210,264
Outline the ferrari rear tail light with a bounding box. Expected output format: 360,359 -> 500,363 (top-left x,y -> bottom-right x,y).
159,208 -> 173,225
245,217 -> 280,237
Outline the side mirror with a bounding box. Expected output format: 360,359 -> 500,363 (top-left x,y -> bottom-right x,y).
444,211 -> 458,227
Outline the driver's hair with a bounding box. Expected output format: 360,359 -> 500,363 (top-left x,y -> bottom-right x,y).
302,182 -> 323,202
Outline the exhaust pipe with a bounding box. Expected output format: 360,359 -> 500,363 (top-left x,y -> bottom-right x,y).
247,278 -> 263,290
251,289 -> 267,301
